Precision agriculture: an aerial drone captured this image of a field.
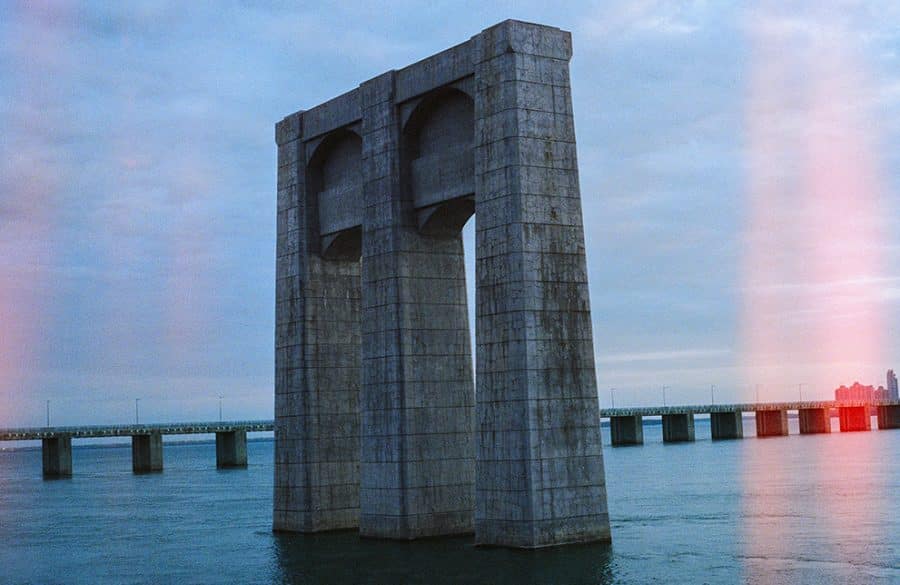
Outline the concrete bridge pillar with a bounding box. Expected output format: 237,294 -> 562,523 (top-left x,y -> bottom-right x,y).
610,415 -> 643,445
132,433 -> 163,473
876,404 -> 900,430
357,72 -> 475,540
42,435 -> 72,478
798,408 -> 831,434
273,112 -> 362,533
662,413 -> 695,442
838,406 -> 871,432
755,410 -> 788,437
216,430 -> 248,468
473,21 -> 610,548
710,411 -> 743,440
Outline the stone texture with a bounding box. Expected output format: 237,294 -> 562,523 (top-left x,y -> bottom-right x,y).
216,430 -> 248,468
132,433 -> 163,473
42,436 -> 72,478
799,408 -> 831,434
710,411 -> 743,440
274,19 -> 609,548
610,415 -> 643,445
755,410 -> 788,437
662,413 -> 695,442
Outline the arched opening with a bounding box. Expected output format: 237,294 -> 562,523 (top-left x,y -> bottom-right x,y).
403,89 -> 475,236
307,130 -> 363,260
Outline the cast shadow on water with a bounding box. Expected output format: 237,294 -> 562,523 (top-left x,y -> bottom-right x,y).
271,531 -> 614,585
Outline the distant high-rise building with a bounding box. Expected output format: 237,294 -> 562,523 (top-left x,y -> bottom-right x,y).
888,369 -> 899,400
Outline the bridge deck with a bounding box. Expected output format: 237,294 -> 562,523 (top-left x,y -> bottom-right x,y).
3,401 -> 898,441
0,420 -> 273,441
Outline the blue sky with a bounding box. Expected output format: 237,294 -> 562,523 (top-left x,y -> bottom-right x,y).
2,1 -> 900,426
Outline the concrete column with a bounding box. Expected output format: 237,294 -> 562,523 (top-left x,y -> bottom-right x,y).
710,411 -> 743,440
876,404 -> 900,430
755,410 -> 789,437
799,408 -> 831,434
662,413 -> 695,442
42,435 -> 72,478
216,430 -> 248,468
273,113 -> 362,532
132,433 -> 163,473
473,21 -> 610,548
610,415 -> 643,446
839,406 -> 871,432
359,72 -> 475,539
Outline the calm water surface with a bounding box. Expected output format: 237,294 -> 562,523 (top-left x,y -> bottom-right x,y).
1,419 -> 897,584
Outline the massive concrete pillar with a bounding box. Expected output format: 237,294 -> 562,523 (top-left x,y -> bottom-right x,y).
710,411 -> 743,440
799,408 -> 831,434
610,415 -> 643,446
662,413 -> 695,442
876,404 -> 900,429
273,113 -> 362,532
358,72 -> 475,539
42,435 -> 72,479
216,430 -> 248,468
755,410 -> 788,437
473,21 -> 610,548
132,433 -> 163,473
838,406 -> 871,432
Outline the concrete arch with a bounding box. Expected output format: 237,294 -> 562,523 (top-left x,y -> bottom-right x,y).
403,89 -> 475,236
307,129 -> 363,259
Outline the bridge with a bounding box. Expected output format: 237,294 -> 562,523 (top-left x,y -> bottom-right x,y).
0,420 -> 273,477
599,400 -> 900,445
3,401 -> 898,478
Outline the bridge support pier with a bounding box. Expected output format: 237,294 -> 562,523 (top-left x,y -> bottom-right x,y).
132,433 -> 163,473
710,411 -> 743,440
839,406 -> 871,432
662,413 -> 695,442
216,430 -> 248,468
42,436 -> 72,478
799,408 -> 831,434
876,404 -> 900,430
755,410 -> 788,437
610,415 -> 643,445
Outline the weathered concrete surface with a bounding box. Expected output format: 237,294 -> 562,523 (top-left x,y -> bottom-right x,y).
610,415 -> 643,445
876,404 -> 900,429
472,21 -> 609,548
216,430 -> 248,468
132,433 -> 163,473
662,414 -> 695,442
755,410 -> 788,437
42,435 -> 72,478
839,406 -> 871,432
710,411 -> 743,440
273,113 -> 362,533
274,19 -> 610,548
798,408 -> 831,434
358,72 -> 475,540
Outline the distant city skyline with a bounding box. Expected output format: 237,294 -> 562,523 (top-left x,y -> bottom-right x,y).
3,3 -> 900,426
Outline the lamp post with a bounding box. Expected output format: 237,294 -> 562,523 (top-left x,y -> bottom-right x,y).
135,398 -> 141,425
755,384 -> 760,404
218,395 -> 224,422
662,385 -> 670,407
711,384 -> 716,405
798,383 -> 805,402
46,400 -> 50,427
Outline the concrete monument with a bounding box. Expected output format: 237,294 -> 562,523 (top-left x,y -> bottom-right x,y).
274,19 -> 610,548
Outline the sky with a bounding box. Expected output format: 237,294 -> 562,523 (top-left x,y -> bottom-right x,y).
2,1 -> 900,426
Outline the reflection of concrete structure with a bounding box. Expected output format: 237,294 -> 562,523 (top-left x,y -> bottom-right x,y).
273,20 -> 610,548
